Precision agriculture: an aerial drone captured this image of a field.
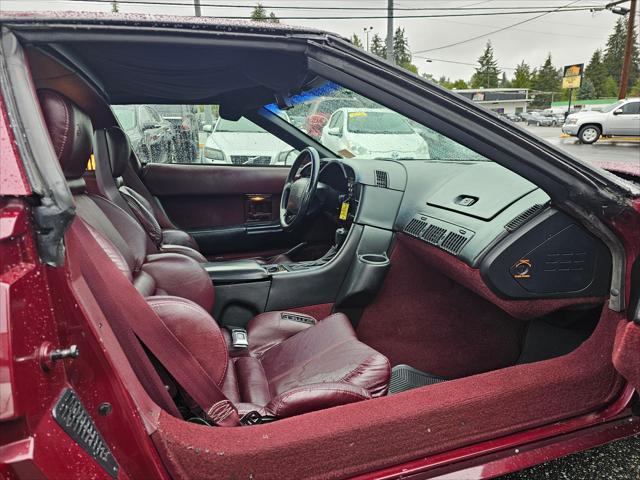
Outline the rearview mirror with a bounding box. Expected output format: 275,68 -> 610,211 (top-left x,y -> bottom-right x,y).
203,125 -> 213,133
613,108 -> 623,115
327,127 -> 341,136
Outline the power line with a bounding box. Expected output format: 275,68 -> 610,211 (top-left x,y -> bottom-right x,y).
62,0 -> 604,19
414,55 -> 518,70
412,0 -> 586,53
65,0 -> 610,11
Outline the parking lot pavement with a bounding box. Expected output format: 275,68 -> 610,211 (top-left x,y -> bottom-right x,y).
499,434 -> 640,480
521,125 -> 640,168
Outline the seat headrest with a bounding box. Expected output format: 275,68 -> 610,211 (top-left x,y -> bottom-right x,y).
102,126 -> 132,178
38,89 -> 93,181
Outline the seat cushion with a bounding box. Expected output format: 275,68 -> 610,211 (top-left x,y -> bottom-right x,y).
260,313 -> 390,399
223,312 -> 390,418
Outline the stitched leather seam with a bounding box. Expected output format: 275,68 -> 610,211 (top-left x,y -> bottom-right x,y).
271,386 -> 368,414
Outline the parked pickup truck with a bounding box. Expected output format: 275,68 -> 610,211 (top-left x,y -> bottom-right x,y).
562,98 -> 640,144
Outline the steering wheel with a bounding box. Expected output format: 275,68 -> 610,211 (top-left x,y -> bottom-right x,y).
280,147 -> 320,230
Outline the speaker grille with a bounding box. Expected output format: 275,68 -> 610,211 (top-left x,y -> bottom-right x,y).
52,389 -> 119,478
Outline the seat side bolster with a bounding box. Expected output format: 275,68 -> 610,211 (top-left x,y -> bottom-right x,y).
265,382 -> 371,418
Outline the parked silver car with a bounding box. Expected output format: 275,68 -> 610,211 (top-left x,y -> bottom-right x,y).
562,98 -> 640,144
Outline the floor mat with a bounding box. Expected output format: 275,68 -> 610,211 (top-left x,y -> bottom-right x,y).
389,364 -> 448,394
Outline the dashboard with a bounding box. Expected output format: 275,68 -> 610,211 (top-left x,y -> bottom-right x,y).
326,157 -> 612,301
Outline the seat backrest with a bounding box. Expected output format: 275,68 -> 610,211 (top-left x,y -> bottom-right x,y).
38,90 -> 213,309
93,127 -> 164,249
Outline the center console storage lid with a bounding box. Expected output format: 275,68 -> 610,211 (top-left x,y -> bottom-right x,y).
203,259 -> 269,283
427,163 -> 537,221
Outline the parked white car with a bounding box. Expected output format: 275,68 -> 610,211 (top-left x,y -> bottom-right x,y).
203,116 -> 294,165
562,98 -> 640,144
320,108 -> 430,159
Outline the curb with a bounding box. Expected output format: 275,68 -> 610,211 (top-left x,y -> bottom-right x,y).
559,134 -> 640,143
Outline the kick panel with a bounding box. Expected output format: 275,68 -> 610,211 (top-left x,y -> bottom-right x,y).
481,209 -> 611,299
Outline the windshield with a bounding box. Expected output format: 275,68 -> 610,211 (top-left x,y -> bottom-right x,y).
347,111 -> 415,134
112,106 -> 136,131
266,80 -> 488,162
215,117 -> 265,133
601,100 -> 625,113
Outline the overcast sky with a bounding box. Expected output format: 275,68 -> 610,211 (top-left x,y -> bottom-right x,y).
1,0 -> 629,80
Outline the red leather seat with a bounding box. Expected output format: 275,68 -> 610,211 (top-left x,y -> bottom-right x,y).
38,89 -> 391,420
93,126 -> 291,265
39,89 -> 213,311
93,126 -> 206,262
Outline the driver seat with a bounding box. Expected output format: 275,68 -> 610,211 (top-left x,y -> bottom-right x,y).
93,126 -> 291,265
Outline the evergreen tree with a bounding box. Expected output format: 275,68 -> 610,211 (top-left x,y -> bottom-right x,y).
111,1 -> 119,12
631,78 -> 640,97
351,34 -> 364,49
584,50 -> 609,98
603,18 -> 639,91
370,34 -> 386,58
250,4 -> 268,21
532,54 -> 560,93
500,72 -> 510,87
392,27 -> 411,65
577,78 -> 597,100
512,60 -> 532,88
470,41 -> 501,88
251,4 -> 279,23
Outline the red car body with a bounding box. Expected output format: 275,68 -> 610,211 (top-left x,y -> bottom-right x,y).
0,12 -> 639,480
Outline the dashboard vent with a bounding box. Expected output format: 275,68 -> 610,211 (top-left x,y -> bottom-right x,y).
505,204 -> 546,232
404,218 -> 427,237
440,231 -> 468,255
421,225 -> 448,245
375,170 -> 389,188
404,215 -> 475,257
52,389 -> 119,478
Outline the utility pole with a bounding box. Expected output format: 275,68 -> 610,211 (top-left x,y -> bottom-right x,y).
194,0 -> 201,17
618,0 -> 637,99
386,0 -> 394,63
364,26 -> 373,52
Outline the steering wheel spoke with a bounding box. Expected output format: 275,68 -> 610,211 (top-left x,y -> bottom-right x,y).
279,147 -> 320,230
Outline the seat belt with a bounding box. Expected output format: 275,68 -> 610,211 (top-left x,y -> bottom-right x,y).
71,219 -> 240,427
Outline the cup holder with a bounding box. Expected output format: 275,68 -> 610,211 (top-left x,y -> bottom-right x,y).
358,253 -> 390,265
335,252 -> 391,308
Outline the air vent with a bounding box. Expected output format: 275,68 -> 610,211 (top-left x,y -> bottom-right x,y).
375,170 -> 389,188
52,389 -> 119,478
505,203 -> 546,232
440,231 -> 469,255
421,225 -> 447,245
404,218 -> 427,237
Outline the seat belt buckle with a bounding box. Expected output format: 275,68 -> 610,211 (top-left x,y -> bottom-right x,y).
231,328 -> 249,349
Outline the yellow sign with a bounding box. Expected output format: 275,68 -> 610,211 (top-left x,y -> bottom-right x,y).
339,202 -> 350,220
562,63 -> 584,89
348,111 -> 367,117
562,76 -> 582,89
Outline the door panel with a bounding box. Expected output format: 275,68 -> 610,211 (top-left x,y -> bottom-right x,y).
142,163 -> 297,256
